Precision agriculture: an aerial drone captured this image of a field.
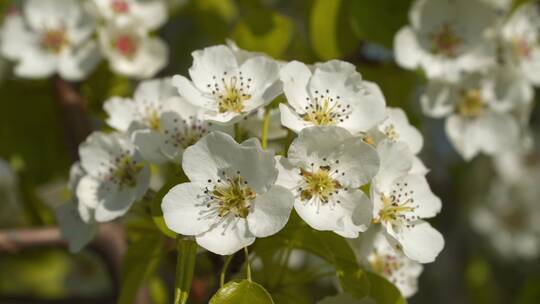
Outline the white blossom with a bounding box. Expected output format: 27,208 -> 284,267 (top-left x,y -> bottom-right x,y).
275,127 -> 379,238
421,68 -> 532,160
500,2 -> 540,86
394,0 -> 499,81
76,132 -> 150,222
0,0 -> 100,80
55,162 -> 98,253
98,21 -> 168,78
104,78 -> 179,133
361,231 -> 423,298
162,131 -> 294,255
371,140 -> 443,263
279,60 -> 386,134
172,44 -> 282,124
472,176 -> 540,260
90,0 -> 168,31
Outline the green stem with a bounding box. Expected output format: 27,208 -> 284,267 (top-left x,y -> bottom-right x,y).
174,237 -> 198,304
234,123 -> 242,142
261,108 -> 271,149
244,246 -> 252,281
220,254 -> 234,287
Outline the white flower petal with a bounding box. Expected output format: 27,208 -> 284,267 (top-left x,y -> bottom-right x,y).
238,56 -> 280,110
162,182 -> 215,235
132,129 -> 167,164
275,156 -> 302,189
280,60 -> 313,110
189,45 -> 238,91
55,202 -> 97,253
339,81 -> 386,133
374,140 -> 414,191
14,47 -> 57,79
182,131 -> 277,193
172,74 -> 215,109
391,221 -> 444,264
76,175 -> 101,210
196,218 -> 256,255
103,97 -> 138,132
247,185 -> 294,237
279,103 -> 307,133
393,174 -> 442,218
394,26 -> 423,70
334,190 -> 373,238
58,41 -> 101,81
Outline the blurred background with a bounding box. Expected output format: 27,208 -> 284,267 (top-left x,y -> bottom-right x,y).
1,0 -> 539,303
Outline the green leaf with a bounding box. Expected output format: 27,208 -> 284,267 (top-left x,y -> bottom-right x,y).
310,0 -> 357,60
174,237 -> 198,304
348,0 -> 412,48
232,9 -> 293,58
209,280 -> 274,304
365,272 -> 406,304
119,234 -> 164,304
255,214 -> 370,298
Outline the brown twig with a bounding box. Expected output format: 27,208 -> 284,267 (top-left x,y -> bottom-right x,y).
52,77 -> 92,160
0,223 -> 149,303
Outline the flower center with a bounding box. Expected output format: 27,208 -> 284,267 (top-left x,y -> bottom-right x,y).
431,24 -> 462,57
302,90 -> 350,126
211,176 -> 255,218
41,29 -> 68,53
383,124 -> 399,141
375,182 -> 418,227
362,134 -> 376,146
457,89 -> 484,118
144,108 -> 161,130
208,72 -> 252,114
109,154 -> 144,189
114,34 -> 137,58
164,116 -> 210,149
111,0 -> 129,14
511,37 -> 531,59
299,166 -> 342,204
369,253 -> 402,278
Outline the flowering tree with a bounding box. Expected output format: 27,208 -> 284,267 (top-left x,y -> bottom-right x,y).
0,0 -> 539,303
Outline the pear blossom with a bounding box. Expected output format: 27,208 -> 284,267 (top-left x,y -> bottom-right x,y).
98,21 -> 168,78
362,232 -> 423,298
472,177 -> 540,259
421,68 -> 532,160
0,0 -> 100,80
394,0 -> 499,81
161,131 -> 294,255
133,97 -> 231,164
279,60 -> 386,134
76,132 -> 150,222
104,78 -> 179,133
275,127 -> 379,238
105,77 -> 230,163
371,140 -> 443,263
499,2 -> 540,86
55,163 -> 98,253
363,107 -> 424,155
172,44 -> 282,124
90,0 -> 168,31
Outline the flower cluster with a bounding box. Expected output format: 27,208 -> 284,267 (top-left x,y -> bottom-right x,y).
470,146 -> 540,260
395,0 -> 538,160
55,43 -> 444,298
0,0 -> 169,80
